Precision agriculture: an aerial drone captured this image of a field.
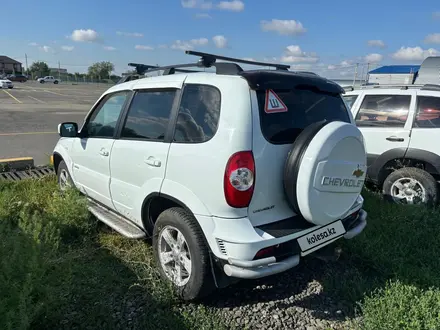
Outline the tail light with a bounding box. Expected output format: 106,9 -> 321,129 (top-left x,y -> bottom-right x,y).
224,151 -> 255,208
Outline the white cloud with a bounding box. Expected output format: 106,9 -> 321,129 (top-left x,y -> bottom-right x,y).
195,13 -> 212,19
171,40 -> 194,51
103,46 -> 117,51
290,64 -> 314,71
217,0 -> 244,12
424,33 -> 440,44
135,45 -> 154,50
28,42 -> 38,46
190,38 -> 209,46
367,39 -> 386,48
212,35 -> 228,48
364,53 -> 383,63
260,19 -> 306,36
39,45 -> 52,53
70,29 -> 101,43
158,44 -> 168,49
116,31 -> 143,37
327,65 -> 336,70
391,46 -> 440,61
340,60 -> 353,67
61,45 -> 74,51
181,0 -> 212,9
279,45 -> 319,63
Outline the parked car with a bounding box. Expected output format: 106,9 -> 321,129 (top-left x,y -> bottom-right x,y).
7,74 -> 27,82
52,51 -> 368,301
344,84 -> 440,205
0,78 -> 13,89
37,76 -> 60,84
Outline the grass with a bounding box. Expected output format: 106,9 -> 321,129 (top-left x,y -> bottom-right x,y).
2,176 -> 440,330
0,176 -> 224,330
323,189 -> 440,329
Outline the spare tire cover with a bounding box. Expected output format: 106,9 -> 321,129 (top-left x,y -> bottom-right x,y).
284,120 -> 367,226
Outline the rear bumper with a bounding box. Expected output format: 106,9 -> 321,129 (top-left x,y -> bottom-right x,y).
220,209 -> 367,279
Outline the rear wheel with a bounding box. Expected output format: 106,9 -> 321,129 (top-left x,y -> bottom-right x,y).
54,80 -> 59,84
152,207 -> 215,301
383,167 -> 438,206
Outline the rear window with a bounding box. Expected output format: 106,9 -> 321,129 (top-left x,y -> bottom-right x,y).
256,88 -> 351,144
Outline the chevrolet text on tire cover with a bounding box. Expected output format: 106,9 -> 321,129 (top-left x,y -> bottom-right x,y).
52,51 -> 368,301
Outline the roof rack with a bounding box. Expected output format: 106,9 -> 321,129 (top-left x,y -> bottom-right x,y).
343,83 -> 440,92
142,50 -> 291,76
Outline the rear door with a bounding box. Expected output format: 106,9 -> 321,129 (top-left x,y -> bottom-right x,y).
109,86 -> 178,223
249,87 -> 354,226
350,90 -> 415,175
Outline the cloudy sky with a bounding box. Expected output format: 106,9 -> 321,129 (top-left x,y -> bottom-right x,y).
2,0 -> 440,78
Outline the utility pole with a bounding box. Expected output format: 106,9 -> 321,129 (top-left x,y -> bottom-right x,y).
58,61 -> 61,80
352,63 -> 359,86
25,53 -> 28,73
365,62 -> 370,84
360,64 -> 365,85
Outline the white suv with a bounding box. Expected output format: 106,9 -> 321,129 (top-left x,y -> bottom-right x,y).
52,51 -> 368,301
38,76 -> 60,84
344,84 -> 440,205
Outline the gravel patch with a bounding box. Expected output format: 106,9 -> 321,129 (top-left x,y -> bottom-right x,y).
190,258 -> 356,330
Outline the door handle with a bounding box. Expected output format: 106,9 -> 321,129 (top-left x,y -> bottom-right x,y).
145,157 -> 161,167
386,136 -> 404,142
99,148 -> 109,156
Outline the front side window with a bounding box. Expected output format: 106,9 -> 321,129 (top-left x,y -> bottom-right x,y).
414,96 -> 440,128
173,84 -> 221,143
355,94 -> 411,128
121,89 -> 176,140
85,91 -> 128,138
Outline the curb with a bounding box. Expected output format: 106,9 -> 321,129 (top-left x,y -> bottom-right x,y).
0,157 -> 35,171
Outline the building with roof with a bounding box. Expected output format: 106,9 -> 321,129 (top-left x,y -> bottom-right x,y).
367,65 -> 420,85
0,56 -> 23,75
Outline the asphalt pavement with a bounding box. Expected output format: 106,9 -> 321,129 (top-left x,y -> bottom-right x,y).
0,81 -> 109,165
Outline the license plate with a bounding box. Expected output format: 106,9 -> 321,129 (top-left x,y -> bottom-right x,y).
297,220 -> 346,255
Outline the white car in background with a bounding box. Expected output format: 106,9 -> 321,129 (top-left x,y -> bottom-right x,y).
0,78 -> 13,89
37,76 -> 60,84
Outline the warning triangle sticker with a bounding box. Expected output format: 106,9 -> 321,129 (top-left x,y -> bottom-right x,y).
264,89 -> 288,113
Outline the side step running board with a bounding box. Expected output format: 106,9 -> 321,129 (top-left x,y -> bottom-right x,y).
87,199 -> 146,239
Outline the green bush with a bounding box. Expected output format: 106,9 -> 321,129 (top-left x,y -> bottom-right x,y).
0,176 -> 92,330
360,280 -> 440,330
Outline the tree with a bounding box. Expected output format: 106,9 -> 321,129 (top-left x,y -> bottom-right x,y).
29,61 -> 50,77
87,61 -> 114,79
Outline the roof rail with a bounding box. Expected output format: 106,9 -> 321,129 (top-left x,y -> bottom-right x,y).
143,50 -> 291,76
343,83 -> 440,92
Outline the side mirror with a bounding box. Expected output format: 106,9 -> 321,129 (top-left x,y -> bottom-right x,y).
58,122 -> 78,137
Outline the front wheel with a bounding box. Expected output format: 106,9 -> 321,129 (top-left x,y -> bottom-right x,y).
40,80 -> 45,84
152,207 -> 215,301
383,167 -> 439,205
57,160 -> 74,191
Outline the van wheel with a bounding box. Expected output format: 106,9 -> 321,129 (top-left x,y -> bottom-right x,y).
383,167 -> 438,206
153,207 -> 215,301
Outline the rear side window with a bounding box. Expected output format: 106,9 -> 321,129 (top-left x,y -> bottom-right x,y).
355,95 -> 411,128
414,96 -> 440,128
173,84 -> 221,143
257,88 -> 350,144
343,95 -> 358,109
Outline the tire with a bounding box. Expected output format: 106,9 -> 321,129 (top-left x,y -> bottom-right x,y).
152,207 -> 215,301
54,80 -> 59,84
40,80 -> 45,84
57,160 -> 74,191
383,167 -> 438,206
